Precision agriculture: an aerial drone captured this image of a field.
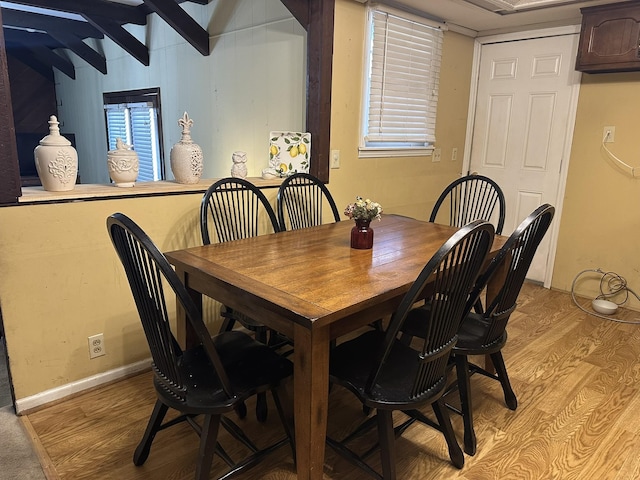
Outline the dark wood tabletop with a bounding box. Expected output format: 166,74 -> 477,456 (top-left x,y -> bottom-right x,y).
165,214 -> 506,480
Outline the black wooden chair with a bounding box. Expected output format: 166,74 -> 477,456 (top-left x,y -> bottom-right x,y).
430,174 -> 506,234
403,204 -> 555,456
276,172 -> 341,231
107,212 -> 294,480
200,177 -> 285,421
327,220 -> 495,480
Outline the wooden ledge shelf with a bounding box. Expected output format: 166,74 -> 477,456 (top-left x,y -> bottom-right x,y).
16,177 -> 284,205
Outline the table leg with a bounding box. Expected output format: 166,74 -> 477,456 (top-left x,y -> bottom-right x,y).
293,323 -> 330,480
174,268 -> 201,349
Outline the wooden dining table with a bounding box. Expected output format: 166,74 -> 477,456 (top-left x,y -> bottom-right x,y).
165,214 -> 507,480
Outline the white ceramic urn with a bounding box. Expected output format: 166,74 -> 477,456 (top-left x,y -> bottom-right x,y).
170,112 -> 204,184
107,138 -> 139,187
34,115 -> 78,192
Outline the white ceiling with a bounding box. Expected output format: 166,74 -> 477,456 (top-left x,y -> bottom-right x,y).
387,0 -> 624,35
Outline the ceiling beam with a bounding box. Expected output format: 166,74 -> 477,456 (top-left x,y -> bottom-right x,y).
84,15 -> 149,66
30,44 -> 74,78
3,0 -> 148,26
143,0 -> 209,56
0,7 -> 103,39
2,8 -> 107,74
48,31 -> 107,74
280,0 -> 309,27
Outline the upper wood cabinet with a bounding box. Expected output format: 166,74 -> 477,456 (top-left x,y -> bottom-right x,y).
576,1 -> 640,73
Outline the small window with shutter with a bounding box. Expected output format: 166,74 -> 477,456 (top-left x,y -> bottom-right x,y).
103,88 -> 165,182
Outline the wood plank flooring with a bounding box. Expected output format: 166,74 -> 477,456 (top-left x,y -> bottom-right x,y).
23,283 -> 640,479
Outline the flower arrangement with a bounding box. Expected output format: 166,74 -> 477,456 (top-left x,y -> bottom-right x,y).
344,196 -> 383,223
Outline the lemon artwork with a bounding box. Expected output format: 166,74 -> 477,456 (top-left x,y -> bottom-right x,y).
266,131 -> 311,178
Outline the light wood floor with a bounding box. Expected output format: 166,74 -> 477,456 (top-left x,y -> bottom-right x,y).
22,283 -> 640,479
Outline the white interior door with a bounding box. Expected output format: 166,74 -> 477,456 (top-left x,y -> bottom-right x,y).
468,32 -> 581,284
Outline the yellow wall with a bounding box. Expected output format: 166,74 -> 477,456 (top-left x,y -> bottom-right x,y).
0,0 -> 484,402
552,72 -> 640,310
326,1 -> 475,221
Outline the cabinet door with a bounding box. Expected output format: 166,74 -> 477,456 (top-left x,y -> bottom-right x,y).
576,2 -> 640,73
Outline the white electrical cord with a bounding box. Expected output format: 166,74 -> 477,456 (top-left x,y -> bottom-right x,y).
571,268 -> 640,324
601,131 -> 640,178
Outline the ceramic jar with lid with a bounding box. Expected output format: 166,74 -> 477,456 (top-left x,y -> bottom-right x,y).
107,138 -> 139,187
34,115 -> 78,192
170,112 -> 204,184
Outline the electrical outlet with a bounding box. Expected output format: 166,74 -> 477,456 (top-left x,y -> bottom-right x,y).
451,147 -> 458,161
88,333 -> 105,359
432,148 -> 441,162
331,150 -> 340,169
603,126 -> 615,143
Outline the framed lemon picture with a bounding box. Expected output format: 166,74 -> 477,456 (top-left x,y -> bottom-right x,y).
268,131 -> 311,177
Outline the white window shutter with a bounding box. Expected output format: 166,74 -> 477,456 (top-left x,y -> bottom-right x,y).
365,9 -> 443,146
104,105 -> 130,150
130,104 -> 161,182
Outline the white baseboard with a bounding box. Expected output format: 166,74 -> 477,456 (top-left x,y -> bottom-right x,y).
15,358 -> 151,414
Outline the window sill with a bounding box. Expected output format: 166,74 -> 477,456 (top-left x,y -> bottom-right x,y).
16,177 -> 284,205
358,146 -> 434,158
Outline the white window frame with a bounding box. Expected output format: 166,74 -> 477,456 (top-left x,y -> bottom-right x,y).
359,6 -> 446,158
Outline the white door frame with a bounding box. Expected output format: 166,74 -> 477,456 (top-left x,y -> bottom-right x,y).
462,25 -> 582,288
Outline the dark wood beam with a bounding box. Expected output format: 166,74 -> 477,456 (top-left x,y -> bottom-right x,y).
31,44 -> 75,79
4,0 -> 148,26
3,27 -> 61,50
0,7 -> 103,39
306,0 -> 334,183
0,8 -> 21,204
84,15 -> 150,66
280,0 -> 309,27
143,0 -> 209,56
48,31 -> 107,74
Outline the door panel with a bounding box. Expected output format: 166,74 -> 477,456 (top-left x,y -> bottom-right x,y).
469,34 -> 580,283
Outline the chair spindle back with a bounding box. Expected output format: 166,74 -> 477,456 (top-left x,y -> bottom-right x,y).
107,213 -> 234,402
200,178 -> 280,245
366,220 -> 495,398
277,173 -> 340,231
430,174 -> 506,234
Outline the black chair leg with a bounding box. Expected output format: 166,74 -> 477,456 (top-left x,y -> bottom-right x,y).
134,400 -> 169,465
256,394 -> 268,422
377,409 -> 397,480
432,400 -> 464,469
272,388 -> 296,464
454,354 -> 476,456
219,316 -> 236,332
195,414 -> 221,480
490,351 -> 517,410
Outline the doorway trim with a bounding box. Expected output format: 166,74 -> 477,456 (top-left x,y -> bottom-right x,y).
462,25 -> 582,288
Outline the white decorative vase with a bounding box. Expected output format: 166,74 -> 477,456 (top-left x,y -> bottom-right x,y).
170,112 -> 204,184
34,115 -> 78,192
107,138 -> 139,187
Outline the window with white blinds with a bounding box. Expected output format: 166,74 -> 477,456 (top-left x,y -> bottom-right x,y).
361,7 -> 444,157
103,89 -> 164,182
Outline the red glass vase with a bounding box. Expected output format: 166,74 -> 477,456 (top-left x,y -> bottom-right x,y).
350,219 -> 374,249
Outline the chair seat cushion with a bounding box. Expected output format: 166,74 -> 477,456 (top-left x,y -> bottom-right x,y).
156,331 -> 292,413
329,330 -> 446,409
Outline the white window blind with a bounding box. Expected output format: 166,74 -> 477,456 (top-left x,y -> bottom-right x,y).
363,8 -> 443,150
104,101 -> 162,182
